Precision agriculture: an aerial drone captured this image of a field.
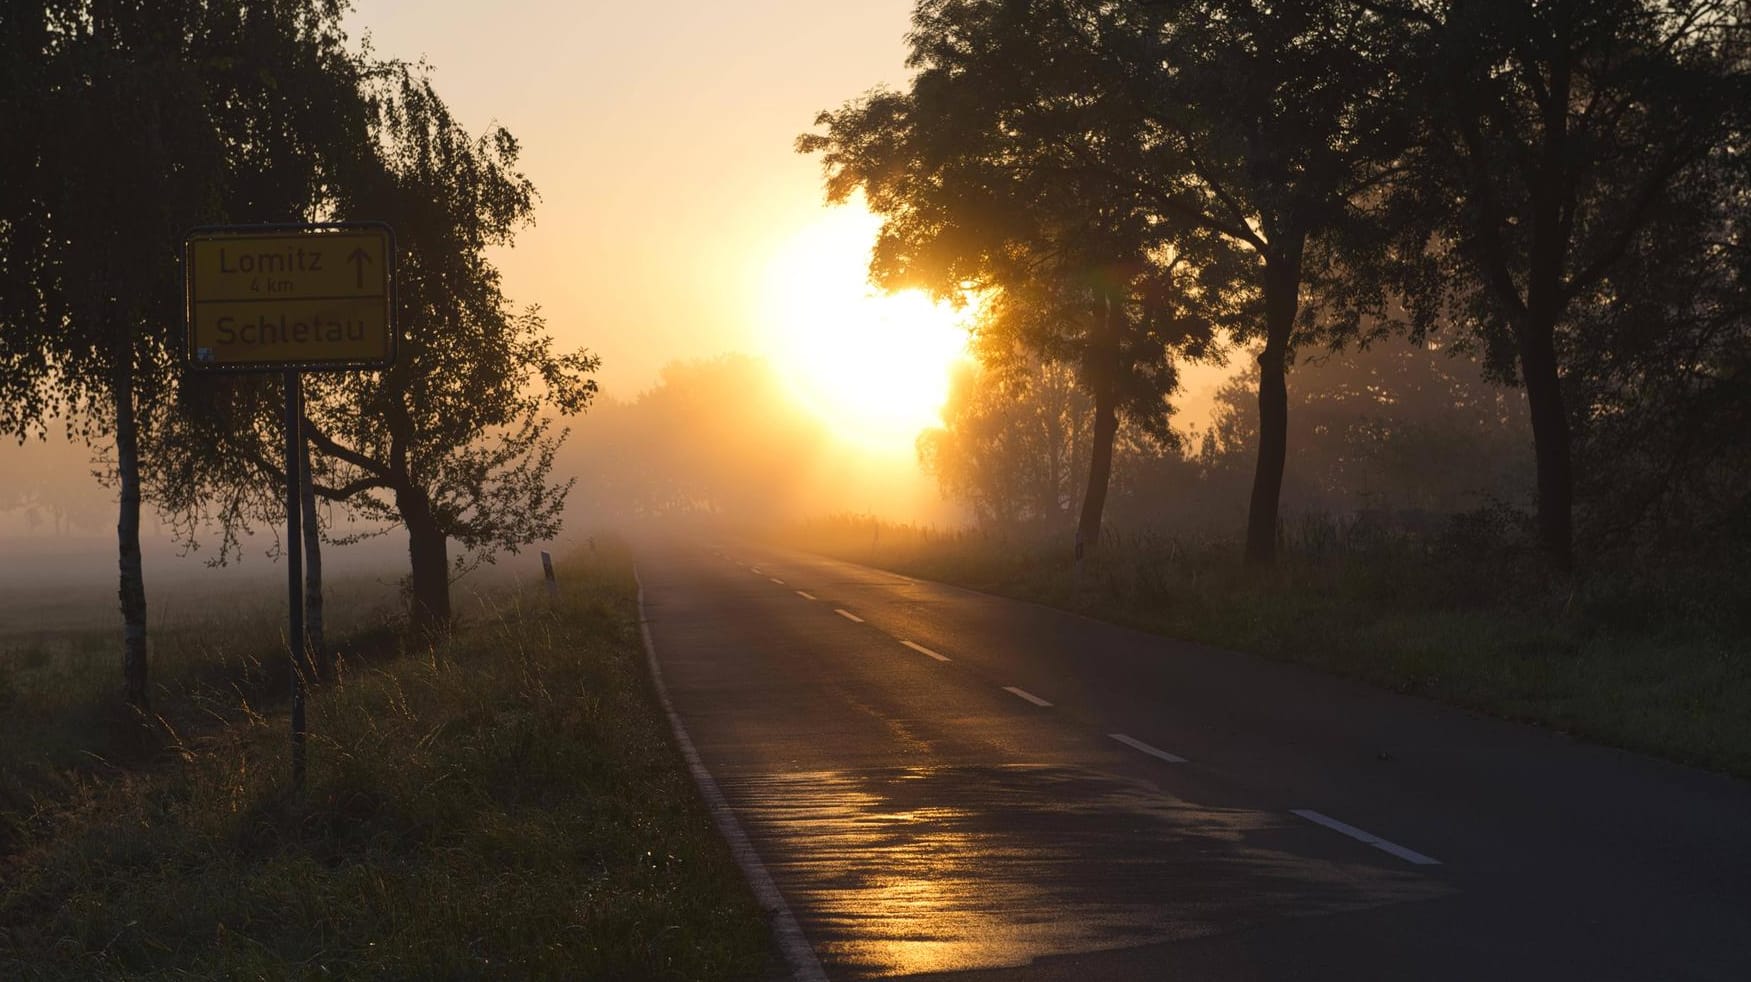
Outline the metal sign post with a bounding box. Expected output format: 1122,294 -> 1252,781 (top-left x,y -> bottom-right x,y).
183,222 -> 397,792
284,370 -> 308,786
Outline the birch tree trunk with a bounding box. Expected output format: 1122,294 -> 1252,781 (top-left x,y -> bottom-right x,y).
113,326 -> 149,710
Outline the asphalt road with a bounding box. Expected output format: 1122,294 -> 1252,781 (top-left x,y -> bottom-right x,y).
636,538 -> 1751,980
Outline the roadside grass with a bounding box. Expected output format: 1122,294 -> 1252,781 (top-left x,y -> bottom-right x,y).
0,573 -> 406,826
0,541 -> 774,980
788,515 -> 1751,779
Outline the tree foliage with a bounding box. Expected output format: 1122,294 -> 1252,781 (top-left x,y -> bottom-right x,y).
804,0 -> 1423,560
801,0 -> 1228,550
924,335 -> 1532,537
306,65 -> 598,636
1381,0 -> 1751,567
809,0 -> 1750,573
149,64 -> 599,639
919,354 -> 1096,528
1199,341 -> 1532,518
1,0 -> 362,705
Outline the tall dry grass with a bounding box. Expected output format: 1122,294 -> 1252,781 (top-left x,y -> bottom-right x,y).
1,542 -> 772,979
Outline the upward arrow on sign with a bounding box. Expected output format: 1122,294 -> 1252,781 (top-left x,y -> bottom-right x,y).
185,223 -> 396,371
347,247 -> 373,288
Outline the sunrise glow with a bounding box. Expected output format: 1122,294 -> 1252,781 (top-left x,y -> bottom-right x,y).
761,204 -> 972,454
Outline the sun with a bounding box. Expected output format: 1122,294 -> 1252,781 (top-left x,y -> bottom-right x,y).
760,204 -> 971,455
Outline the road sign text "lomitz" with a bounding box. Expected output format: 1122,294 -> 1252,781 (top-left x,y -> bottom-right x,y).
185,223 -> 396,371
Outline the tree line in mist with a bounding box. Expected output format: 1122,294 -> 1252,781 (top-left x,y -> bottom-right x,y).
1,3 -> 595,707
559,354 -> 945,525
799,0 -> 1750,572
557,337 -> 1530,546
920,337 -> 1532,536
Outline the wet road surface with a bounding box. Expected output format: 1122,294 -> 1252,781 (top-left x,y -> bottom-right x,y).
637,539 -> 1751,980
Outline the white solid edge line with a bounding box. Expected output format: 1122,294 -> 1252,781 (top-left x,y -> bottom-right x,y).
1108,732 -> 1187,764
770,577 -> 785,585
634,564 -> 829,982
1003,686 -> 1052,707
1291,809 -> 1442,866
834,608 -> 865,623
901,640 -> 950,662
796,591 -> 817,601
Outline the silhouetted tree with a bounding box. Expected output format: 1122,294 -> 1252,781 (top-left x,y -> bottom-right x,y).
801,0 -> 1223,552
0,1 -> 359,707
563,355 -> 832,520
920,354 -> 1095,528
309,66 -> 598,639
1113,0 -> 1420,563
1199,340 -> 1532,518
1379,0 -> 1750,568
151,66 -> 599,641
1559,111 -> 1751,554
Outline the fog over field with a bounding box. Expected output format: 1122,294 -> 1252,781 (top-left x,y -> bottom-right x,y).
0,325 -> 1530,642
0,433 -> 405,636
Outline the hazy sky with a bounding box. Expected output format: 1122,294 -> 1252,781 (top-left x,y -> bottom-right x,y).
345,0 -> 923,396
343,0 -> 1231,441
1,0 -> 950,542
0,0 -> 1234,540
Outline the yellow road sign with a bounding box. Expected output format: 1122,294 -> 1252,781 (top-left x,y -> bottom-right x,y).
184,223 -> 396,370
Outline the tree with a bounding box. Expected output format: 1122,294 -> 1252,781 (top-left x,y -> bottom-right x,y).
803,0 -> 1421,563
150,65 -> 598,640
1557,109 -> 1751,554
561,355 -> 833,520
1381,0 -> 1750,568
1112,0 -> 1420,563
0,1 -> 360,706
800,0 -> 1222,552
1198,339 -> 1532,519
919,353 -> 1096,528
306,66 -> 596,639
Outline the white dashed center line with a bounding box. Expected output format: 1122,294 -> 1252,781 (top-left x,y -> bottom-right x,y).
1291,809 -> 1442,866
1108,733 -> 1188,764
901,640 -> 950,662
769,577 -> 785,585
1003,686 -> 1052,707
796,591 -> 817,601
834,609 -> 864,623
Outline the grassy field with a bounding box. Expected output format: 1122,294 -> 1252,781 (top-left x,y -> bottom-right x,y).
0,541 -> 774,979
789,514 -> 1751,780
